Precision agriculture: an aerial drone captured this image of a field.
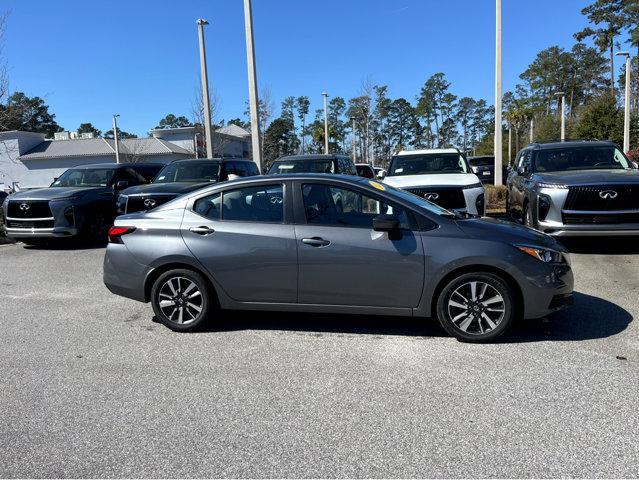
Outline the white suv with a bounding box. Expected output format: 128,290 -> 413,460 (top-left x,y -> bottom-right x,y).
382,149 -> 486,215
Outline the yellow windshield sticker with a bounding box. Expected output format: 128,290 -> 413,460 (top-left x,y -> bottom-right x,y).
369,181 -> 385,191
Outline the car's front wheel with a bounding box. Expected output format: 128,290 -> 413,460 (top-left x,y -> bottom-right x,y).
436,272 -> 515,342
151,269 -> 212,331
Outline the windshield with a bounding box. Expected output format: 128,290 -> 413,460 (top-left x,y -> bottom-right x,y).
534,146 -> 631,172
373,181 -> 455,218
468,157 -> 494,167
268,159 -> 335,174
51,168 -> 115,187
388,153 -> 468,176
154,162 -> 220,183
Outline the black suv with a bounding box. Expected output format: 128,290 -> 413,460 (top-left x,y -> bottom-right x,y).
267,154 -> 357,175
507,140 -> 639,236
2,163 -> 163,245
117,158 -> 260,214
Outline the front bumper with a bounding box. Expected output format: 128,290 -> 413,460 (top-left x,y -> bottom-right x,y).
514,259 -> 574,319
538,219 -> 639,237
5,226 -> 79,238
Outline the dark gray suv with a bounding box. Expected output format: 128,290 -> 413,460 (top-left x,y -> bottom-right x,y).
507,141 -> 639,236
2,163 -> 162,245
104,174 -> 573,342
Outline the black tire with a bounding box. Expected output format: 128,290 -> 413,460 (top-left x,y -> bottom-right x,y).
151,269 -> 213,332
436,272 -> 515,343
81,212 -> 109,245
20,238 -> 49,247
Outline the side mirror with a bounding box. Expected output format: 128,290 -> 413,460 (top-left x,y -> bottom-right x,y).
115,180 -> 129,190
631,161 -> 638,169
517,165 -> 528,175
377,170 -> 386,180
373,214 -> 400,232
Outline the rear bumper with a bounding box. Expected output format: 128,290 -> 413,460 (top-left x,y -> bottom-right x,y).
103,243 -> 151,303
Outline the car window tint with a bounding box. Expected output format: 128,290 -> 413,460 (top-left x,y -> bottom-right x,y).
194,192 -> 222,220
226,162 -> 252,177
518,151 -> 531,170
245,162 -> 259,176
222,184 -> 283,222
302,183 -> 409,229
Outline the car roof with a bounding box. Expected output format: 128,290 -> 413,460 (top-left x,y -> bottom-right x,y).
395,148 -> 459,156
273,154 -> 350,162
527,140 -> 618,150
70,162 -> 164,169
167,158 -> 255,164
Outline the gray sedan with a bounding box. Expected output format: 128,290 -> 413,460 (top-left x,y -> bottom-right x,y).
103,174 -> 574,342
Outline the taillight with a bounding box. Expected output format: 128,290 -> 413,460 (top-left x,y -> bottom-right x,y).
108,226 -> 135,244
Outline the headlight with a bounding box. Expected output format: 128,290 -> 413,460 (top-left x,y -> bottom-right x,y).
463,182 -> 483,189
514,244 -> 565,263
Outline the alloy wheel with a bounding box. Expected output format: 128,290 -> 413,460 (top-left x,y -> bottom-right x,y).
447,281 -> 506,335
157,276 -> 203,325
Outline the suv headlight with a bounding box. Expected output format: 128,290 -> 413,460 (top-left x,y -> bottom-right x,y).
463,182 -> 483,189
514,244 -> 566,263
538,183 -> 568,189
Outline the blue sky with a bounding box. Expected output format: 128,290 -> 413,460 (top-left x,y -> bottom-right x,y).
2,0 -> 623,136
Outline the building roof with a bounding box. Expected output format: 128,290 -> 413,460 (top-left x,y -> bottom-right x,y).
216,124 -> 251,138
17,136 -> 191,160
18,137 -> 116,159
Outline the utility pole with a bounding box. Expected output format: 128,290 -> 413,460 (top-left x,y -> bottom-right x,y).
494,0 -> 503,186
243,0 -> 263,172
617,52 -> 631,152
197,19 -> 214,159
322,92 -> 329,154
555,92 -> 566,141
112,114 -> 120,164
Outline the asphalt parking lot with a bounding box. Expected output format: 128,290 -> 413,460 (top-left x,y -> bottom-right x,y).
0,239 -> 638,478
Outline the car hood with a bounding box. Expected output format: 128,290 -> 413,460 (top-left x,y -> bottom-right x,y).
7,186 -> 110,201
121,182 -> 213,196
456,216 -> 562,250
534,169 -> 639,185
384,173 -> 481,188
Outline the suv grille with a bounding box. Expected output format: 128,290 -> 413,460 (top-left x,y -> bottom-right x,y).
404,187 -> 466,209
564,185 -> 639,211
125,195 -> 177,214
7,200 -> 52,219
562,212 -> 639,225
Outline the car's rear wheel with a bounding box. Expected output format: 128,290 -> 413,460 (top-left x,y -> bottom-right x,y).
151,269 -> 211,332
436,272 -> 515,342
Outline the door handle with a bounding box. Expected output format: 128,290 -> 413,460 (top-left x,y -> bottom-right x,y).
302,237 -> 330,247
189,226 -> 215,235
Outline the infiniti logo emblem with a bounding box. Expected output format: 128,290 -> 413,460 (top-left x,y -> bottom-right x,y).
19,203 -> 30,211
424,192 -> 440,201
599,190 -> 618,200
143,198 -> 157,208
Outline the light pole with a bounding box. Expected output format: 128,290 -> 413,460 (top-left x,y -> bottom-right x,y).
555,92 -> 566,141
352,118 -> 356,161
322,92 -> 329,154
197,19 -> 214,159
616,51 -> 631,152
112,114 -> 120,164
243,0 -> 263,172
494,0 -> 503,186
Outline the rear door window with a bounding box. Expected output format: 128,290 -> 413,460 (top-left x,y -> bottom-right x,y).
222,184 -> 284,223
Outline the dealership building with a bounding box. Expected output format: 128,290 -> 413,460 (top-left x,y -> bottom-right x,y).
0,125 -> 252,191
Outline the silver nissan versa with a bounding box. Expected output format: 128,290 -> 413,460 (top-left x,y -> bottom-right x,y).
103,174 -> 574,342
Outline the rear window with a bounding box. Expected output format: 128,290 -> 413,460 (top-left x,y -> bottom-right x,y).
356,165 -> 375,178
468,157 -> 494,167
